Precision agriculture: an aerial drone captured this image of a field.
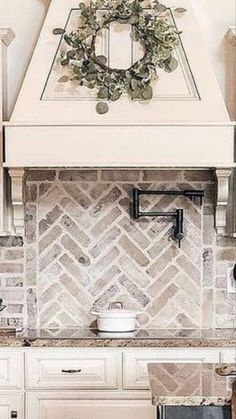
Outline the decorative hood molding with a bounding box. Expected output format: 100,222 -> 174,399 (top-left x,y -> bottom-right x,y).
9,0 -> 230,124
2,0 -> 234,169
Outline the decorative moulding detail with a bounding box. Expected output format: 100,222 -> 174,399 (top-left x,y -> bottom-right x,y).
0,27 -> 15,235
8,168 -> 25,235
0,28 -> 15,47
215,168 -> 232,236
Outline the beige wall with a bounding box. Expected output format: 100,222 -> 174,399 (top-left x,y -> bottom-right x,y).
0,0 -> 235,116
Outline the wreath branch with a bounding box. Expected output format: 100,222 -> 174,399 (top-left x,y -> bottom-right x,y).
53,0 -> 183,114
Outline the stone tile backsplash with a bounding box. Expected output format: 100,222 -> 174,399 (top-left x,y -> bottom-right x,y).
0,169 -> 235,329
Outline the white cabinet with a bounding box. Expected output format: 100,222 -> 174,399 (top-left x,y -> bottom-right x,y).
0,350 -> 23,389
0,394 -> 24,419
0,346 -> 234,419
220,349 -> 236,363
123,348 -> 220,389
26,393 -> 156,419
26,349 -> 121,389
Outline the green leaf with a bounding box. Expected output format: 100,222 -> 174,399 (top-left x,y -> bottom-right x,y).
96,55 -> 107,65
64,35 -> 74,47
131,88 -> 141,99
79,2 -> 86,10
130,78 -> 138,90
130,31 -> 139,42
154,3 -> 167,13
58,75 -> 69,83
61,58 -> 69,66
67,50 -> 76,59
174,7 -> 187,14
110,90 -> 122,101
129,14 -> 139,24
142,85 -> 153,100
96,102 -> 109,114
53,28 -> 65,35
97,87 -> 109,99
168,57 -> 178,71
73,66 -> 82,74
86,73 -> 96,82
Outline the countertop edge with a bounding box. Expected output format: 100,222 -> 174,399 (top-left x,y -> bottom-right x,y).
0,337 -> 235,348
151,396 -> 232,406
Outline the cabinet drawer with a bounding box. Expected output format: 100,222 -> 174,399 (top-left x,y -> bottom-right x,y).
123,348 -> 220,389
0,350 -> 23,389
220,349 -> 236,363
26,349 -> 121,389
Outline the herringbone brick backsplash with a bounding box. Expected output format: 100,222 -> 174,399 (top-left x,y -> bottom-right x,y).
0,169 -> 235,329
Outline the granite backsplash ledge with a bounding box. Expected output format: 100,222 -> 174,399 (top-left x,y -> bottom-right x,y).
0,169 -> 235,330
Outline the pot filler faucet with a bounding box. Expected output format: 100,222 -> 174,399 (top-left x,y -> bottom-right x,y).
0,298 -> 6,312
133,188 -> 205,248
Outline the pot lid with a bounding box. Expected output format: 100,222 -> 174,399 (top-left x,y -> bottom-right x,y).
91,302 -> 141,317
93,309 -> 140,318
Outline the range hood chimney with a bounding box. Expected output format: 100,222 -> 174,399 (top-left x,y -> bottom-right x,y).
0,1 -> 235,236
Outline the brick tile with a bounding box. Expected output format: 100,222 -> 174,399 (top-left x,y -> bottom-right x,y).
25,170 -> 56,181
101,170 -> 140,181
143,170 -> 182,181
59,170 -> 98,181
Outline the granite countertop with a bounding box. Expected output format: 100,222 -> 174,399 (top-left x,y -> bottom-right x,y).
148,363 -> 236,406
0,328 -> 235,347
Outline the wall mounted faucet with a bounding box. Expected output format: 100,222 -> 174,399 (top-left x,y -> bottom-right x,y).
0,298 -> 6,312
132,188 -> 204,248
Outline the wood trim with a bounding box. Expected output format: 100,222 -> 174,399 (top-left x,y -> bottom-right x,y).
0,28 -> 15,235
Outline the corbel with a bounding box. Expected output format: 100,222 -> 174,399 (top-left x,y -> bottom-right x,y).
215,168 -> 232,236
8,169 -> 25,235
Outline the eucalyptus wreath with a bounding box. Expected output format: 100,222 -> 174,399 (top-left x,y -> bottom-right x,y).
53,0 -> 185,114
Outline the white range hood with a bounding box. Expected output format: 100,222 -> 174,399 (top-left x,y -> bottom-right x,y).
0,1 -> 235,236
4,0 -> 234,168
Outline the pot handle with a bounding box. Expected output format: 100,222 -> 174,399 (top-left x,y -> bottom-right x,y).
109,301 -> 123,310
90,310 -> 99,316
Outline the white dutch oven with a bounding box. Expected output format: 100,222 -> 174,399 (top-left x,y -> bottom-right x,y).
91,302 -> 141,332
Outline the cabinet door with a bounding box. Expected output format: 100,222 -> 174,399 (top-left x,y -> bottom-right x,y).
27,393 -> 156,419
0,394 -> 24,419
0,350 -> 23,389
220,349 -> 236,363
123,348 -> 220,389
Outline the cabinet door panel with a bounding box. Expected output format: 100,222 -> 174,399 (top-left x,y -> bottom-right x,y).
0,394 -> 24,419
27,394 -> 156,419
123,348 -> 220,389
0,350 -> 23,389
